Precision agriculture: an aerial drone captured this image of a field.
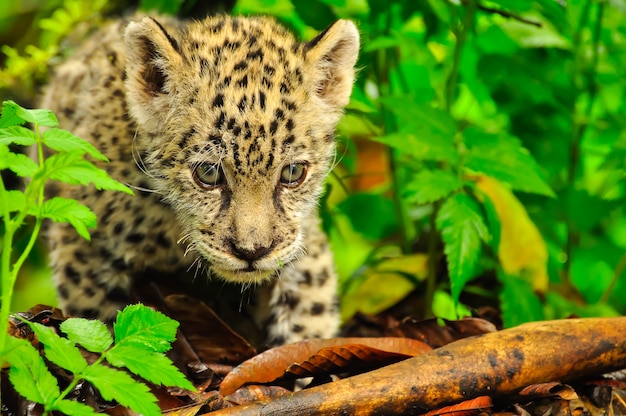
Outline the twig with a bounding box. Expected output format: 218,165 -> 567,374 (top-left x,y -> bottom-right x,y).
477,4 -> 542,28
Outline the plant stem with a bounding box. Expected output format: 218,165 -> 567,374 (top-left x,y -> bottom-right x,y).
602,249 -> 626,304
423,201 -> 441,318
0,177 -> 16,360
563,1 -> 603,286
423,0 -> 476,318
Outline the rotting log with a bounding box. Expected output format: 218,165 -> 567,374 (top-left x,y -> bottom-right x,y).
207,317 -> 626,415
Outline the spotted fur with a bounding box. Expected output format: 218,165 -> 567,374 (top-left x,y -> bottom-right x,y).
39,14 -> 359,345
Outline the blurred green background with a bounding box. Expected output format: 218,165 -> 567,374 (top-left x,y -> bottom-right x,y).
2,0 -> 625,328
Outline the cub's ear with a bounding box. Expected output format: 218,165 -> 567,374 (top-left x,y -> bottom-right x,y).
305,20 -> 360,108
124,17 -> 182,129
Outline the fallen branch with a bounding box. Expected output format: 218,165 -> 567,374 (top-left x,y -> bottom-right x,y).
207,317 -> 626,415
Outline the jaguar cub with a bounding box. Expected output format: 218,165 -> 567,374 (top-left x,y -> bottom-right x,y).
40,14 -> 359,345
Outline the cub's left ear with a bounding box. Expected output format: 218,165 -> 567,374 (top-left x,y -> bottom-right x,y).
305,20 -> 360,108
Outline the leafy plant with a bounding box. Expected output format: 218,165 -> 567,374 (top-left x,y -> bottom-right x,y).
6,304 -> 195,415
0,100 -> 131,357
0,0 -> 110,96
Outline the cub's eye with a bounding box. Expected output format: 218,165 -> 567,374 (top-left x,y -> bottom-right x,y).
192,163 -> 224,188
279,162 -> 307,187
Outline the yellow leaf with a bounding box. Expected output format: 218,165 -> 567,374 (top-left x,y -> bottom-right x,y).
475,175 -> 548,292
341,254 -> 428,321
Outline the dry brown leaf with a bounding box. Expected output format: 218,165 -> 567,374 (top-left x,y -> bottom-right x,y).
423,395 -> 492,416
164,294 -> 257,365
285,343 -> 416,377
219,337 -> 431,396
518,382 -> 578,400
387,317 -> 497,348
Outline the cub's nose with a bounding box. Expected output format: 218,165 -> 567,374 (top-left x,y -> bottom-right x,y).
227,240 -> 272,262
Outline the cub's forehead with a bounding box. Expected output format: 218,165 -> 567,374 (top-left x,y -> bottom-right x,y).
168,17 -> 327,177
178,16 -> 305,78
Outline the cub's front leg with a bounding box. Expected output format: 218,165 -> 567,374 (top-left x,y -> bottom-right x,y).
254,216 -> 339,345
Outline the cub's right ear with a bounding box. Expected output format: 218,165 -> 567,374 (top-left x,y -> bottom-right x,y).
124,17 -> 182,130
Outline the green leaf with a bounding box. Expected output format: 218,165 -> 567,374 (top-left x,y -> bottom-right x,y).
28,322 -> 88,374
107,345 -> 195,390
0,189 -> 26,214
40,197 -> 97,240
0,145 -> 39,177
42,129 -> 108,162
42,152 -> 132,194
474,186 -> 502,252
464,129 -> 554,197
139,0 -> 185,14
363,35 -> 402,52
380,98 -> 457,139
0,101 -> 27,128
114,304 -> 178,352
4,336 -> 61,405
2,100 -> 58,127
436,193 -> 490,302
61,318 -> 113,353
374,131 -> 459,163
336,192 -> 397,239
498,272 -> 544,327
83,363 -> 160,416
404,169 -> 464,204
52,399 -> 99,416
0,125 -> 37,146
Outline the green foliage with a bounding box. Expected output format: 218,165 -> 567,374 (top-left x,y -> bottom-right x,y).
4,304 -> 194,415
0,101 -> 170,413
0,0 -> 110,96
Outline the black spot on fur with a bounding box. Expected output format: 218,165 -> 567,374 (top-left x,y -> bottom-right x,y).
199,58 -> 210,74
179,126 -> 196,149
156,232 -> 172,248
282,135 -> 295,150
58,284 -> 69,299
269,120 -> 278,135
247,49 -> 263,60
259,91 -> 266,110
311,302 -> 325,315
209,134 -> 222,145
215,111 -> 226,129
112,258 -> 127,270
212,93 -> 224,108
278,292 -> 300,310
65,265 -> 81,285
238,96 -> 247,112
237,75 -> 248,88
283,99 -> 296,111
126,233 -> 145,243
234,61 -> 248,71
286,119 -> 294,131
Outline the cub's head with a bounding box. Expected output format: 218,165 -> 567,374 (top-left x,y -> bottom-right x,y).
123,15 -> 359,283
